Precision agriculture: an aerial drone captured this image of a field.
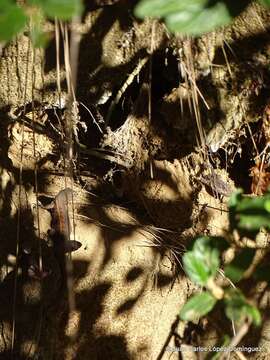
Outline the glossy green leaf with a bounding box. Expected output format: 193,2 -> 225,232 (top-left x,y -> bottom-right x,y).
0,1 -> 28,41
224,248 -> 256,283
38,0 -> 83,20
179,291 -> 217,321
183,237 -> 221,285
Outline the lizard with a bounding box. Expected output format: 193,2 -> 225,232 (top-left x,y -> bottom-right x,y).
38,188 -> 82,285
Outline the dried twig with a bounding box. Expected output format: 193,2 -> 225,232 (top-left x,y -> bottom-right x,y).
105,56 -> 149,125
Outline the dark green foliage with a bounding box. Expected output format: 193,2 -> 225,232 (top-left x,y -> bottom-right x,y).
253,264 -> 270,282
224,248 -> 256,283
224,289 -> 261,326
0,0 -> 83,45
229,189 -> 270,235
179,191 -> 267,327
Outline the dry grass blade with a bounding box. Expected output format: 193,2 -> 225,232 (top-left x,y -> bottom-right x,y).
148,20 -> 156,124
79,101 -> 103,133
58,13 -> 82,342
221,40 -> 232,78
180,38 -> 209,157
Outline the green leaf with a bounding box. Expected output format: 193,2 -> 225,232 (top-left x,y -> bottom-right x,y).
183,236 -> 221,285
245,304 -> 261,326
38,0 -> 83,20
259,0 -> 270,8
237,214 -> 270,232
193,235 -> 229,253
229,191 -> 270,235
237,196 -> 269,211
135,0 -> 206,19
183,252 -> 211,285
135,0 -> 248,36
0,1 -> 28,42
224,248 -> 256,283
224,289 -> 261,326
264,198 -> 270,212
166,1 -> 232,36
224,289 -> 248,323
179,291 -> 217,321
228,188 -> 243,208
